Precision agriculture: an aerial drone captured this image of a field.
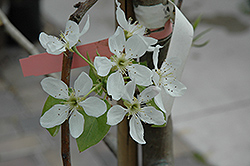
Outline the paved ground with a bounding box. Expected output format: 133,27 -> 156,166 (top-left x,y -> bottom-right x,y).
0,0 -> 250,165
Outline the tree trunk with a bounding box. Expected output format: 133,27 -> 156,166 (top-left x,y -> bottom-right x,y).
132,0 -> 174,165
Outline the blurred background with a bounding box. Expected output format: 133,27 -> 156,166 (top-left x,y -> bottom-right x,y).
0,0 -> 250,165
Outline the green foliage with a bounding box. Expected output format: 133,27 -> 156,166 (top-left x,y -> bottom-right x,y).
192,15 -> 211,48
193,152 -> 208,164
42,96 -> 65,137
76,100 -> 111,152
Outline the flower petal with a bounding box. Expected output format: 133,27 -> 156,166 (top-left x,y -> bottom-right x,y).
138,106 -> 165,125
107,71 -> 125,100
142,36 -> 158,46
40,104 -> 70,128
74,71 -> 93,97
122,80 -> 136,102
107,105 -> 127,125
127,64 -> 153,86
125,34 -> 148,59
152,45 -> 163,70
39,32 -> 50,49
94,56 -> 113,76
154,86 -> 171,114
79,15 -> 90,36
39,32 -> 65,55
129,115 -> 146,144
41,77 -> 69,99
152,70 -> 160,86
69,109 -> 84,138
138,86 -> 160,103
161,57 -> 181,74
79,97 -> 107,117
65,21 -> 81,48
109,26 -> 126,55
115,0 -> 129,30
163,79 -> 187,97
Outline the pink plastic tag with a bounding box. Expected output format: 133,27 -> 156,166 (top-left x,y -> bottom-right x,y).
19,38 -> 112,77
19,22 -> 172,77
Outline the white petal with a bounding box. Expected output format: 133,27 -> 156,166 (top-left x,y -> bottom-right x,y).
154,86 -> 171,114
109,26 -> 126,55
138,86 -> 160,103
122,80 -> 136,102
41,77 -> 69,100
40,104 -> 70,128
129,115 -> 146,144
79,15 -> 90,36
161,57 -> 181,73
152,45 -> 163,70
46,41 -> 65,55
163,79 -> 187,97
65,20 -> 80,35
69,109 -> 84,138
39,32 -> 50,49
107,71 -> 125,100
79,97 -> 107,117
39,32 -> 65,55
125,34 -> 148,59
152,70 -> 160,86
94,56 -> 113,76
115,1 -> 129,30
143,36 -> 158,46
138,106 -> 165,125
127,64 -> 153,86
107,105 -> 127,125
65,20 -> 81,48
74,71 -> 93,97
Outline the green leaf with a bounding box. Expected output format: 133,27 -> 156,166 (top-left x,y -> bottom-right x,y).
192,40 -> 210,47
136,84 -> 146,93
193,28 -> 211,43
193,15 -> 202,31
76,100 -> 111,152
42,96 -> 65,137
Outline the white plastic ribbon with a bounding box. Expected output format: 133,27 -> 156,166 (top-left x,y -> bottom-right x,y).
134,1 -> 194,116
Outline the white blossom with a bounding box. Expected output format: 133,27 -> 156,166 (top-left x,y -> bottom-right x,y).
40,71 -> 106,138
107,81 -> 165,144
39,16 -> 90,55
152,45 -> 187,113
115,0 -> 157,50
94,27 -> 153,100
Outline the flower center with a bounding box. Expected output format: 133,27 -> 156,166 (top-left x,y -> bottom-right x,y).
112,54 -> 130,74
124,99 -> 141,116
67,93 -> 79,108
59,32 -> 73,52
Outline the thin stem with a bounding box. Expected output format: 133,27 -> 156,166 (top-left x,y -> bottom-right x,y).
83,82 -> 103,98
60,1 -> 98,166
72,46 -> 95,69
61,50 -> 73,166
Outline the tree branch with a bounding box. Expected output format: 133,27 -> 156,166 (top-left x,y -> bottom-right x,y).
60,1 -> 98,166
69,0 -> 98,24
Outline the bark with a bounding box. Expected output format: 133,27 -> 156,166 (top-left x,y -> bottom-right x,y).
60,1 -> 98,165
116,1 -> 138,166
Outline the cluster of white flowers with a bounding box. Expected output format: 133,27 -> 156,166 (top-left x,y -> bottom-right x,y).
39,0 -> 186,144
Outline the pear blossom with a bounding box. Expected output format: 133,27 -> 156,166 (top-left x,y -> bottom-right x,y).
94,26 -> 153,100
152,45 -> 187,113
107,81 -> 165,144
40,71 -> 106,138
115,0 -> 157,50
39,15 -> 90,55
